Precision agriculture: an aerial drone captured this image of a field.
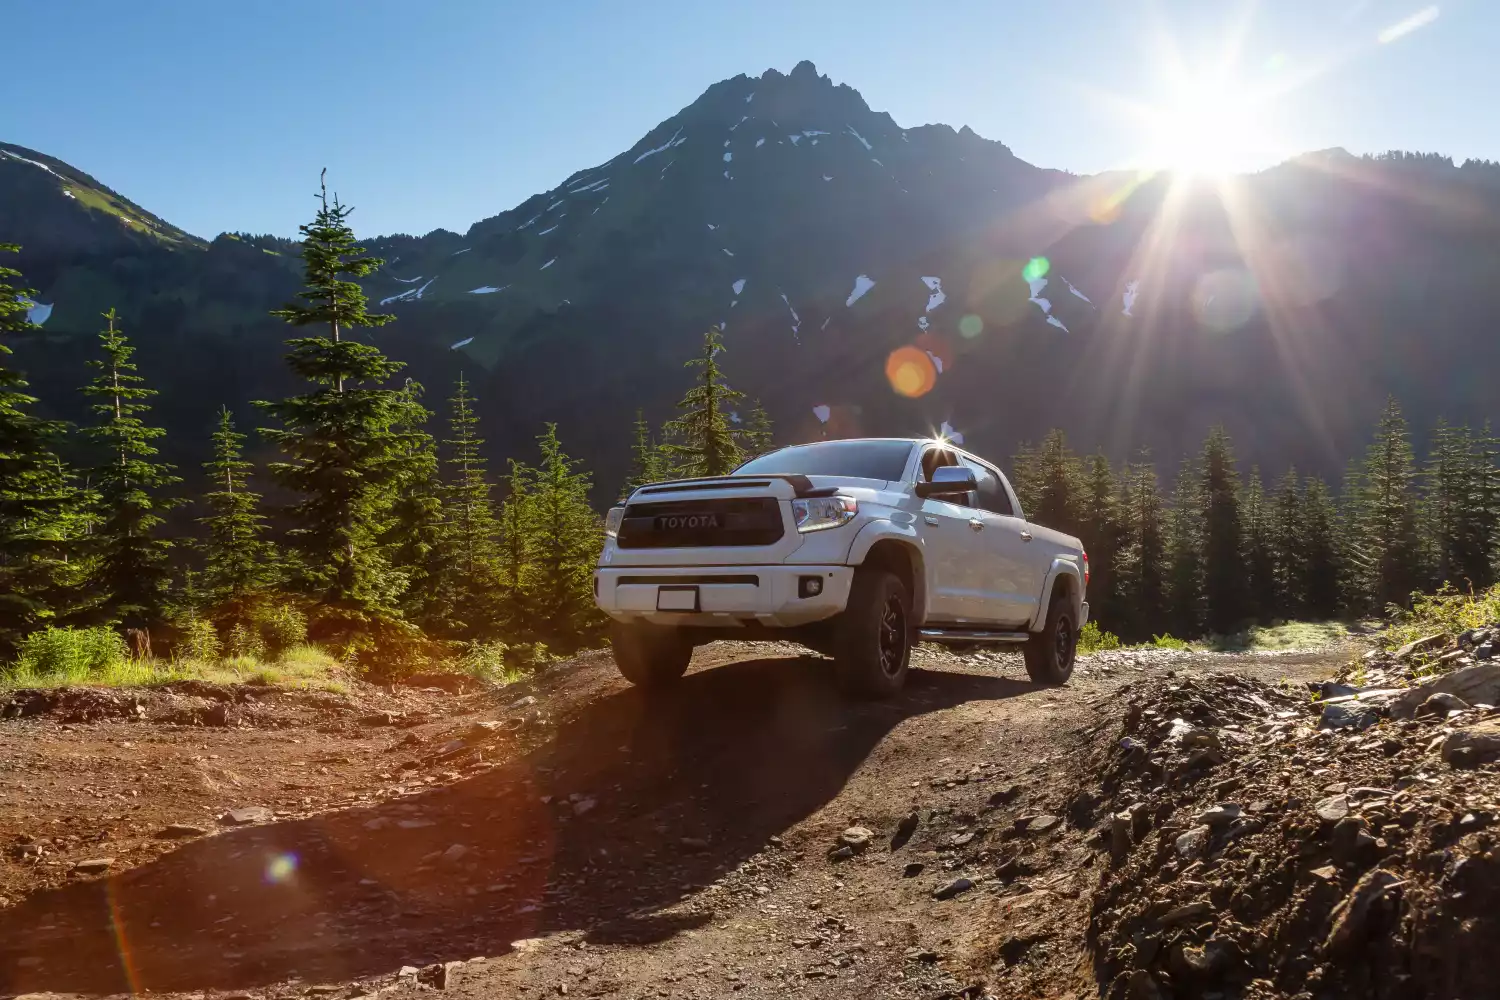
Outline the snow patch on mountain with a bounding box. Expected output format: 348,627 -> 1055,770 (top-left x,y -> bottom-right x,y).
547,200 -> 564,212
540,258 -> 556,270
755,137 -> 765,148
1026,275 -> 1053,316
730,116 -> 749,131
723,152 -> 732,163
813,405 -> 831,423
940,421 -> 964,445
921,276 -> 946,312
1,149 -> 62,179
780,292 -> 801,333
722,248 -> 735,257
451,337 -> 474,349
537,225 -> 558,235
788,134 -> 802,145
823,175 -> 833,181
567,177 -> 610,194
1123,280 -> 1140,317
517,213 -> 541,231
660,161 -> 675,177
1062,276 -> 1093,305
745,91 -> 755,103
591,196 -> 609,215
633,127 -> 686,164
925,350 -> 944,374
707,223 -> 718,230
1047,315 -> 1070,332
732,278 -> 747,295
803,129 -> 830,137
380,277 -> 435,306
724,171 -> 732,180
917,316 -> 930,331
846,125 -> 872,150
451,247 -> 470,256
846,275 -> 876,306
389,274 -> 424,284
63,189 -> 75,199
469,286 -> 506,294
820,317 -> 830,331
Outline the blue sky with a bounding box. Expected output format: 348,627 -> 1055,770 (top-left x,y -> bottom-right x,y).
6,0 -> 1491,239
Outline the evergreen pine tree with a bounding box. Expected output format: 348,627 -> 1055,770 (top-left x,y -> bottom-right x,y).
1117,455 -> 1169,641
81,309 -> 180,627
498,458 -> 535,634
442,374 -> 501,592
738,399 -> 775,459
199,407 -> 274,600
1360,398 -> 1426,609
1167,458 -> 1205,638
1199,426 -> 1246,634
623,409 -> 668,496
0,245 -> 79,653
1336,458 -> 1374,613
1077,453 -> 1124,629
528,424 -> 602,648
1026,430 -> 1084,535
1269,469 -> 1305,617
1241,467 -> 1276,623
1423,419 -> 1491,590
383,381 -> 452,630
663,325 -> 744,477
256,172 -> 414,611
1301,476 -> 1342,619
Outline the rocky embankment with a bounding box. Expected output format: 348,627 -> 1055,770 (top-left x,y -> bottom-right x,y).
1083,630 -> 1500,1000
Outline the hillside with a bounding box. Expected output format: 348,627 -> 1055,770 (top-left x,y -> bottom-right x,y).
6,62 -> 1500,494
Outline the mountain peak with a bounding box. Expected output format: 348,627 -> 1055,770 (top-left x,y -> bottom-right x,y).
788,59 -> 820,81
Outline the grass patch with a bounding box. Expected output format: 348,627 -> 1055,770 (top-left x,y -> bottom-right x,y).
1078,620 -> 1122,654
1205,620 -> 1357,653
2,629 -> 345,691
1382,584 -> 1500,652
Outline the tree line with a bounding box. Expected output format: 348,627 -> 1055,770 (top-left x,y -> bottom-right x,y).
1011,403 -> 1499,641
0,174 -> 774,669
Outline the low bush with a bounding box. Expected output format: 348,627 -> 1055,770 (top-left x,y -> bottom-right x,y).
1078,620 -> 1122,653
8,626 -> 130,684
457,639 -> 557,685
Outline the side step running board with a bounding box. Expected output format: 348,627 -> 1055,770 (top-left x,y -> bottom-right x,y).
918,628 -> 1029,644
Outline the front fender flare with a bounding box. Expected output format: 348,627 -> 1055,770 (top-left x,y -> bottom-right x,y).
1028,558 -> 1084,632
846,518 -> 928,623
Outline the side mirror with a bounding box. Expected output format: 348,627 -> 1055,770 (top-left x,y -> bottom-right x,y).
915,465 -> 977,498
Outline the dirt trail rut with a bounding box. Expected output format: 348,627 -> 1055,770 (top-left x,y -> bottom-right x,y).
0,644 -> 1340,999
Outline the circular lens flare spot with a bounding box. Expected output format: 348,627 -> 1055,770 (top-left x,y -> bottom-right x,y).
1022,257 -> 1051,283
265,853 -> 298,884
958,314 -> 985,339
885,346 -> 937,398
1191,268 -> 1259,333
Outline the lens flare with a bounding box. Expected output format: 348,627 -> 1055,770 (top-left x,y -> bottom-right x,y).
1191,267 -> 1260,333
1022,257 -> 1051,283
265,852 -> 298,884
885,346 -> 937,398
958,314 -> 984,339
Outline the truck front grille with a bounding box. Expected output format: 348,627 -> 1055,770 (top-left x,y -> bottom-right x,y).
616,497 -> 784,549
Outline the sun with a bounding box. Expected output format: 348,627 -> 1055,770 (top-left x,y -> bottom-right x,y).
1143,80 -> 1272,177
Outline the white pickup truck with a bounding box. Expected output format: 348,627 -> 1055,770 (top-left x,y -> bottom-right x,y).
595,437 -> 1089,698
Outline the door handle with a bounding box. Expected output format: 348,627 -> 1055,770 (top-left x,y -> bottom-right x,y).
969,518 -> 984,531
924,515 -> 940,526
1019,530 -> 1033,542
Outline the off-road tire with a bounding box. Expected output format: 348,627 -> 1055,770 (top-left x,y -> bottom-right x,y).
1023,596 -> 1077,685
610,621 -> 693,689
834,568 -> 912,699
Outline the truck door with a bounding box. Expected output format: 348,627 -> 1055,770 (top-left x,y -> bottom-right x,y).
961,456 -> 1043,626
915,446 -> 987,622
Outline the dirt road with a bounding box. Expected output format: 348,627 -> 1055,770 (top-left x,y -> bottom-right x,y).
0,643 -> 1341,999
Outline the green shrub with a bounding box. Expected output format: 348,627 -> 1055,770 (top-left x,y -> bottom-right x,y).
254,604 -> 308,657
457,639 -> 556,684
1146,633 -> 1192,650
1078,620 -> 1121,653
174,616 -> 221,661
225,621 -> 265,659
11,627 -> 129,682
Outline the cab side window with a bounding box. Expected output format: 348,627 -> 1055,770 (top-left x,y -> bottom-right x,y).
962,457 -> 1014,516
919,448 -> 974,506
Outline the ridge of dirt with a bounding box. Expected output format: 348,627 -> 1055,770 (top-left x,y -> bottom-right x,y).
0,644 -> 1339,999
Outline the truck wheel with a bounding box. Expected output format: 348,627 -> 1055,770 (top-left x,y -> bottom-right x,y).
610,621 -> 692,689
1023,597 -> 1076,685
834,568 -> 912,698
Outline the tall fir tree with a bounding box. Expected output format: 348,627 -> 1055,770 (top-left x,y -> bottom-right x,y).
738,399 -> 775,459
1198,426 -> 1246,633
1166,458 -> 1205,638
442,374 -> 501,595
1301,476 -> 1342,619
199,407 -> 274,600
1268,469 -> 1306,617
1359,398 -> 1426,609
1077,453 -> 1124,629
257,172 -> 415,611
1117,456 -> 1170,641
1017,430 -> 1083,536
383,380 -> 452,630
623,409 -> 668,496
1422,419 -> 1492,590
1336,458 -> 1374,613
498,458 -> 535,634
0,245 -> 79,653
81,309 -> 180,627
1241,467 -> 1276,623
663,325 -> 744,477
527,424 -> 602,647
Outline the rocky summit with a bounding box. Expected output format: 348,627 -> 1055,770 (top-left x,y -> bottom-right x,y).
7,62 -> 1500,491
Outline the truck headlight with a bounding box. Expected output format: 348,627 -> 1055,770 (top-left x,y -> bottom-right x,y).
604,506 -> 626,538
792,495 -> 858,533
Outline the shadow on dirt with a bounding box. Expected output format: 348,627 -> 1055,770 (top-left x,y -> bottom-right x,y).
0,656 -> 1033,994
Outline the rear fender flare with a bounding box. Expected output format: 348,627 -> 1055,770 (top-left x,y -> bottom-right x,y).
846,519 -> 928,623
1029,559 -> 1083,632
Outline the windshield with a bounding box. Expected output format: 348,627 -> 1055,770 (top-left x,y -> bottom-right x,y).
735,440 -> 914,482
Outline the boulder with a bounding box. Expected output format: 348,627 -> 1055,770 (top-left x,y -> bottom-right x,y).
1441,719 -> 1500,768
1394,634 -> 1446,661
1391,664 -> 1500,719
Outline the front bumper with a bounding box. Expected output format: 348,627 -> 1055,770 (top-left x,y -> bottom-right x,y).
594,565 -> 854,628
